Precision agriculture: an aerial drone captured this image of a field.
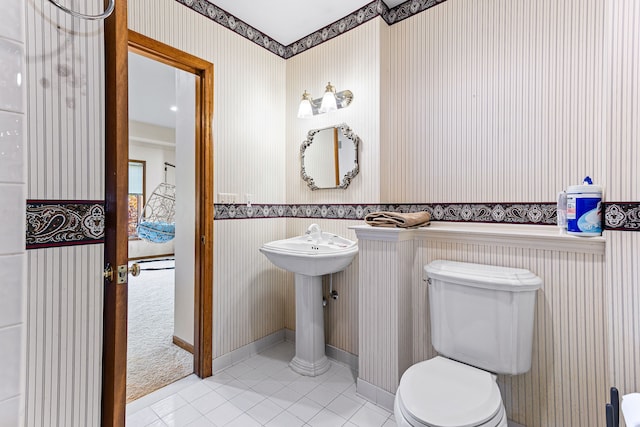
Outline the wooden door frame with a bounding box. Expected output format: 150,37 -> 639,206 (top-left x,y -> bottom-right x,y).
103,2 -> 214,423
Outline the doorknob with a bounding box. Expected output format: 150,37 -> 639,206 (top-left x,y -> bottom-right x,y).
114,263 -> 141,284
128,263 -> 141,277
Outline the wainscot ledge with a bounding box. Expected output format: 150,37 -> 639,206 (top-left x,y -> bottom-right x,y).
349,222 -> 606,255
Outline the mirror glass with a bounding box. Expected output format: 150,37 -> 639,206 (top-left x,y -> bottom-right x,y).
300,123 -> 360,190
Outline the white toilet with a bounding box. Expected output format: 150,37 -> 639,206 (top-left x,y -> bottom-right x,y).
394,260 -> 542,427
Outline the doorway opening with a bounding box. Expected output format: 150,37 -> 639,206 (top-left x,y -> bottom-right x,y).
102,25 -> 213,426
126,51 -> 192,400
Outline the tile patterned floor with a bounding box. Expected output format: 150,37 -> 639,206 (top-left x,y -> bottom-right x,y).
126,341 -> 396,427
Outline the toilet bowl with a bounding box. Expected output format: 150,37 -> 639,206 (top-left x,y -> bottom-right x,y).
393,260 -> 541,427
394,357 -> 507,427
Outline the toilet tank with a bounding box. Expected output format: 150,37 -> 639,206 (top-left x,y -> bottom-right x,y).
425,260 -> 542,375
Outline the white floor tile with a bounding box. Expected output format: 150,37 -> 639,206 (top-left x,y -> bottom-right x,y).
191,390 -> 228,415
228,389 -> 265,412
245,398 -> 284,425
383,417 -> 398,427
326,394 -> 365,420
126,341 -> 362,427
215,380 -> 250,400
162,404 -> 202,427
288,378 -> 319,396
202,372 -> 234,391
268,386 -> 303,409
223,362 -> 253,378
179,383 -> 214,403
307,407 -> 347,427
185,417 -> 217,427
146,420 -> 168,427
126,407 -> 161,427
204,401 -> 243,426
225,413 -> 261,427
151,395 -> 189,419
265,410 -> 306,427
349,404 -> 390,427
287,396 -> 323,422
306,384 -> 340,407
250,379 -> 285,397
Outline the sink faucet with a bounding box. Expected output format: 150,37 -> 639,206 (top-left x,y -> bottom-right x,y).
306,223 -> 323,242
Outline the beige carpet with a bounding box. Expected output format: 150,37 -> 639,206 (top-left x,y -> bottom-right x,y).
126,258 -> 193,403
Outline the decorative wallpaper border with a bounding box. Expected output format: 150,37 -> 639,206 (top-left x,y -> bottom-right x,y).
215,202 -> 559,225
26,200 -> 105,249
605,203 -> 640,231
24,201 -> 640,249
214,202 -> 640,231
172,0 -> 447,59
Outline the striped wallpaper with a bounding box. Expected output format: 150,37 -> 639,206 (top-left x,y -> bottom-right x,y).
17,0 -> 640,426
23,0 -> 104,425
285,18 -> 383,205
386,0 -> 607,203
24,246 -> 104,427
606,0 -> 640,409
129,0 -> 290,359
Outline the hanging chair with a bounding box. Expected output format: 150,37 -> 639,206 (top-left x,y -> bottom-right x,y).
137,163 -> 176,243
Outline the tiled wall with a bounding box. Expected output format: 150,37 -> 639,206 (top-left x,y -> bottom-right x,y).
23,1 -> 105,426
0,0 -> 26,425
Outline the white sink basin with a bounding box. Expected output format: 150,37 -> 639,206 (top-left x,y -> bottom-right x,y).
259,233 -> 358,276
259,228 -> 358,376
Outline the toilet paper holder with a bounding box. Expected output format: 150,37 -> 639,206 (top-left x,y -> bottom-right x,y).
606,387 -> 620,427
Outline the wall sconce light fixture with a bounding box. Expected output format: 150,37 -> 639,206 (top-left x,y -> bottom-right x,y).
297,82 -> 353,118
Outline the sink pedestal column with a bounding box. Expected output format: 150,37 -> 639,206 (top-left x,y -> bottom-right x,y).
290,273 -> 330,376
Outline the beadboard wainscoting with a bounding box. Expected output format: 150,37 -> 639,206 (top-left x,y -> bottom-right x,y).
353,224 -> 609,426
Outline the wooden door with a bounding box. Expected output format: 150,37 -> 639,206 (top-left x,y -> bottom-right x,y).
102,4 -> 214,424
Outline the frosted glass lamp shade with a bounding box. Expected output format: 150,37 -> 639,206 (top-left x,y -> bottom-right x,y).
298,99 -> 313,118
319,82 -> 337,113
297,90 -> 314,118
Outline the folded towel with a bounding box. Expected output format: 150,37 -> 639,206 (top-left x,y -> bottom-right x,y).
364,211 -> 431,229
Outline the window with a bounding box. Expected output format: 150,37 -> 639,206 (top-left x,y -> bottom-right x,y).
128,160 -> 146,239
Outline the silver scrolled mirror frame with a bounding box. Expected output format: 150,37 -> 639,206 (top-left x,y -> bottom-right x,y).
300,123 -> 360,191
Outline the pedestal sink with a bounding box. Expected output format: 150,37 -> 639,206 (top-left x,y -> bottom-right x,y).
259,225 -> 358,376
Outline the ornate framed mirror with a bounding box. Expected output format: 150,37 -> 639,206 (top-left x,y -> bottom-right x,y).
300,123 -> 360,190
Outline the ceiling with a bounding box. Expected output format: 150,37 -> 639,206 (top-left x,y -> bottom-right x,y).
212,0 -> 406,45
128,52 -> 177,129
128,1 -> 410,129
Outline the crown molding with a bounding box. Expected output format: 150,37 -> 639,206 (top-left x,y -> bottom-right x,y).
173,0 -> 448,59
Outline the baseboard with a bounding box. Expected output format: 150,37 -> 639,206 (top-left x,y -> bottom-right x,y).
284,328 -> 295,343
212,329 -> 286,372
128,253 -> 175,261
325,344 -> 358,373
356,378 -> 395,412
213,328 -> 360,375
172,335 -> 194,354
285,328 -> 359,373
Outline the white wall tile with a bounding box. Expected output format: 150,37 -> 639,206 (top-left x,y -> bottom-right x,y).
0,184 -> 25,255
0,396 -> 21,427
0,112 -> 24,183
0,325 -> 23,402
0,38 -> 24,114
0,254 -> 24,328
0,0 -> 23,42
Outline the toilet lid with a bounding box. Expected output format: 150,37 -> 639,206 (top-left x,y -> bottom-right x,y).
397,357 -> 503,427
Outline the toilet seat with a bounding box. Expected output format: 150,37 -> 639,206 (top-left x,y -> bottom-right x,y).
396,356 -> 504,427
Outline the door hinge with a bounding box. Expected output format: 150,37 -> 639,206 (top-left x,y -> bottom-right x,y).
201,235 -> 206,245
103,263 -> 113,282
